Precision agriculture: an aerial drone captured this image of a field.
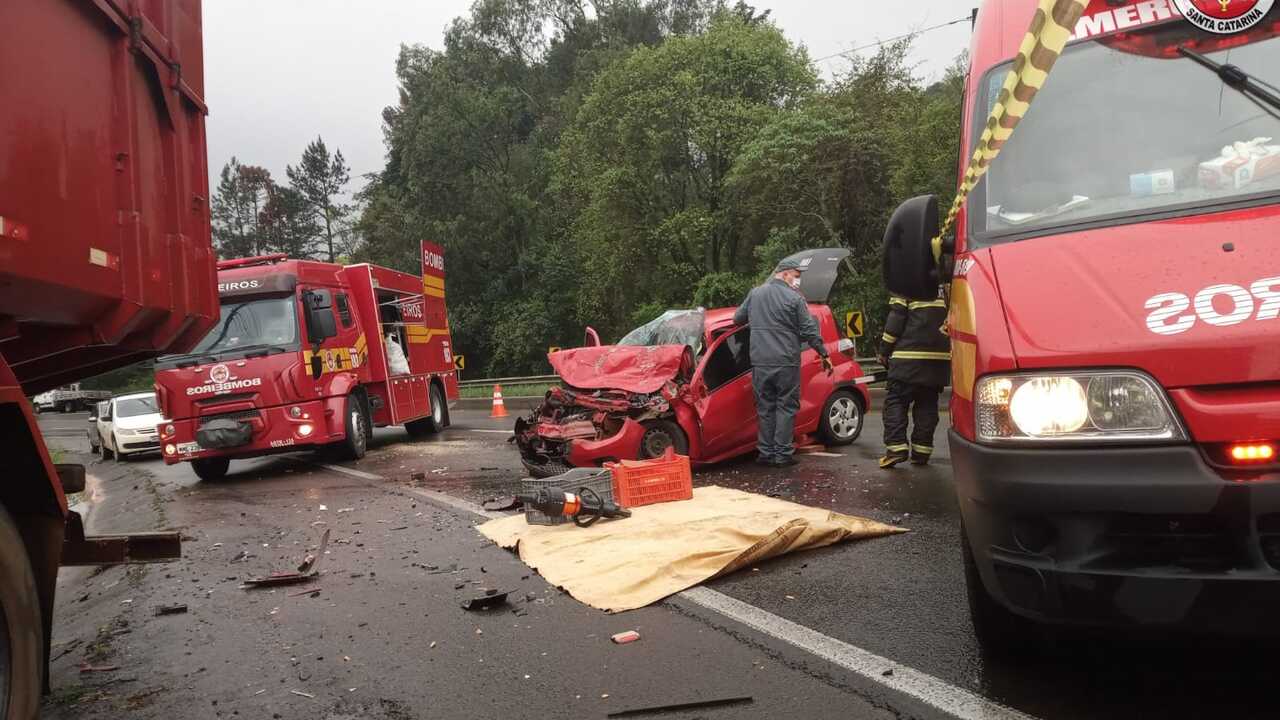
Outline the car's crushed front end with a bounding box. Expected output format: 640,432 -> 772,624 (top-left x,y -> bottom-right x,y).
515,340 -> 696,477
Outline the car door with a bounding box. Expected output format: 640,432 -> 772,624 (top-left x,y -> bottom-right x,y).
87,401 -> 105,447
98,401 -> 115,452
690,326 -> 757,459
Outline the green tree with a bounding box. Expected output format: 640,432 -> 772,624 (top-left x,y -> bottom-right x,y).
211,158 -> 272,259
556,14 -> 816,339
287,137 -> 352,262
259,182 -> 320,259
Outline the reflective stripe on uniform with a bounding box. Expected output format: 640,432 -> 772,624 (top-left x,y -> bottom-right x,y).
881,333 -> 898,343
908,300 -> 946,310
911,444 -> 933,455
886,444 -> 910,453
888,296 -> 909,307
891,350 -> 952,361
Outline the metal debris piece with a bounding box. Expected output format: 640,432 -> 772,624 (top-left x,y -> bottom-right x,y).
244,530 -> 330,588
606,696 -> 754,718
290,690 -> 316,699
610,631 -> 641,645
482,496 -> 522,512
153,604 -> 188,616
461,590 -> 509,611
287,588 -> 321,598
79,664 -> 120,673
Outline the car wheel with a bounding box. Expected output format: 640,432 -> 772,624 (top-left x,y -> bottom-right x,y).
0,504 -> 44,720
89,442 -> 99,455
191,457 -> 231,482
639,419 -> 689,459
818,389 -> 864,446
962,519 -> 1041,654
335,394 -> 369,461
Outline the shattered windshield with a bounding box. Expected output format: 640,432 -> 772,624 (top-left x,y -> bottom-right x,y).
618,309 -> 706,355
970,22 -> 1280,242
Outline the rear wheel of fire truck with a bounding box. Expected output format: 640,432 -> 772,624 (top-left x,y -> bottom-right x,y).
639,420 -> 688,459
818,390 -> 863,445
0,504 -> 44,720
336,394 -> 369,461
406,384 -> 448,437
191,457 -> 230,482
962,520 -> 1039,655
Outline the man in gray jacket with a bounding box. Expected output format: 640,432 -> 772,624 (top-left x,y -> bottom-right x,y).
733,258 -> 833,466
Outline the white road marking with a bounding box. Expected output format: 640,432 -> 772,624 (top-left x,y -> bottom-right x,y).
310,460 -> 1034,720
467,429 -> 514,434
677,587 -> 1035,720
805,451 -> 844,458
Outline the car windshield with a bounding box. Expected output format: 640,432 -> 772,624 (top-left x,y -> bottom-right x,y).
969,22 -> 1280,243
115,396 -> 158,418
618,310 -> 706,355
191,296 -> 300,355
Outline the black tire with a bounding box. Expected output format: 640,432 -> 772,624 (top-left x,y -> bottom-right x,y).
335,393 -> 369,461
962,520 -> 1039,654
0,504 -> 44,720
406,384 -> 448,438
818,389 -> 864,446
191,457 -> 230,482
638,419 -> 689,459
89,440 -> 100,455
101,442 -> 114,461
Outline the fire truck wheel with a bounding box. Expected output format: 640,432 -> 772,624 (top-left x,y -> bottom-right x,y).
337,394 -> 369,461
406,384 -> 448,438
0,504 -> 44,720
191,457 -> 230,482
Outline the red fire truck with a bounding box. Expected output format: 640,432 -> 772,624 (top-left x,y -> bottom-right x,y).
885,0 -> 1280,648
153,243 -> 460,480
1,0 -> 216,714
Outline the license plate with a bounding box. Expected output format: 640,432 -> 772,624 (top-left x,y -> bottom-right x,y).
176,441 -> 201,455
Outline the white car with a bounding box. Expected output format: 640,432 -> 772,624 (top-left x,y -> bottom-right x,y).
98,392 -> 165,461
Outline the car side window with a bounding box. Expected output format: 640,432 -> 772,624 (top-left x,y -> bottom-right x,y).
335,293 -> 353,328
702,329 -> 752,393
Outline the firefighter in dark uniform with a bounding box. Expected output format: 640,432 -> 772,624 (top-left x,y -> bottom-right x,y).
734,258 -> 833,467
877,289 -> 950,468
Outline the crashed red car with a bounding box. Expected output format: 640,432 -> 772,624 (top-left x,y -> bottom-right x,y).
516,249 -> 874,477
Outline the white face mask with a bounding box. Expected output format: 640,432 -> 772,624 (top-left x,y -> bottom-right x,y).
790,276 -> 802,290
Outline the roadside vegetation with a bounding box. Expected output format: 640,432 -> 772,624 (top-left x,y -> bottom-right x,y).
198,0 -> 964,382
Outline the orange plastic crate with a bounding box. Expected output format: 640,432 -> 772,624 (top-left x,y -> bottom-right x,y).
608,448 -> 693,508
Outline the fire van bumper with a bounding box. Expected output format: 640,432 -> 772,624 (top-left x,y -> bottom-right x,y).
161,399 -> 333,464
952,430 -> 1280,635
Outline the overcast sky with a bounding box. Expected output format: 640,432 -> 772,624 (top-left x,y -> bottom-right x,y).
203,1 -> 975,195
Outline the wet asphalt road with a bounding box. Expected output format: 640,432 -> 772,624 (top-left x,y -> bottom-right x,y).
35,408 -> 1280,719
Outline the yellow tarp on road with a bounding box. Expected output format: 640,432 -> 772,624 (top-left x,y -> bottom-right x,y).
477,485 -> 907,612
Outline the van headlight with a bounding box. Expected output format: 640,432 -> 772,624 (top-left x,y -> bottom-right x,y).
976,372 -> 1184,443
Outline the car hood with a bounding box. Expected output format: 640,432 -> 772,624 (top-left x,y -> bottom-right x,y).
548,345 -> 693,395
782,248 -> 851,303
990,206 -> 1280,388
113,412 -> 165,431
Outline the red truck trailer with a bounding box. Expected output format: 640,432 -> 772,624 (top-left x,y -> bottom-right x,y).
152,242 -> 460,480
884,0 -> 1280,649
0,0 -> 216,715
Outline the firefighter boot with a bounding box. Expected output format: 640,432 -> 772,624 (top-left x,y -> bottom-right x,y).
910,444 -> 932,466
879,446 -> 909,469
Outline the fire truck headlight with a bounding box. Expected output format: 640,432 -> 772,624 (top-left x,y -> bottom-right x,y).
164,444 -> 176,456
976,371 -> 1183,444
289,406 -> 303,418
298,423 -> 314,438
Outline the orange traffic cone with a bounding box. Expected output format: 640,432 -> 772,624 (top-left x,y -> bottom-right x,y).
490,384 -> 508,418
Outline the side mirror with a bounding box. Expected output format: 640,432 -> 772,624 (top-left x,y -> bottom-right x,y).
583,326 -> 601,347
302,290 -> 338,346
882,195 -> 950,300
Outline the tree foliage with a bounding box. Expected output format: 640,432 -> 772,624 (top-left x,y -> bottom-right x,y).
354,0 -> 966,374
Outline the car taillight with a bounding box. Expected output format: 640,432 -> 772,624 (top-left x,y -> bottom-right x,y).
836,338 -> 855,356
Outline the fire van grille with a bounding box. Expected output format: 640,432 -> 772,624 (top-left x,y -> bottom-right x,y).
1257,515 -> 1280,571
198,409 -> 261,428
1097,514 -> 1234,573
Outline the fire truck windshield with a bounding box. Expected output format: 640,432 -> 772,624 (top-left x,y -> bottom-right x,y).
969,23 -> 1280,244
189,296 -> 300,357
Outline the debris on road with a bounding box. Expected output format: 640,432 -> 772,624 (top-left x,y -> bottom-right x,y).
482,496 -> 522,512
461,590 -> 509,611
290,689 -> 316,699
337,507 -> 354,513
606,695 -> 753,718
410,471 -> 426,483
79,664 -> 120,673
610,630 -> 641,644
243,530 -> 330,588
153,603 -> 188,616
287,587 -> 321,598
